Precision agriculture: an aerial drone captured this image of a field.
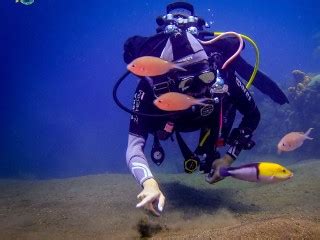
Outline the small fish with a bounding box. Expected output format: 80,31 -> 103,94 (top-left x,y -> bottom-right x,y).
16,0 -> 34,5
277,128 -> 314,153
154,92 -> 210,111
127,56 -> 186,77
219,162 -> 293,183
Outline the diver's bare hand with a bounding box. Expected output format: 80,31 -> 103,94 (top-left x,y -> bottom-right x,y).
136,178 -> 165,216
206,154 -> 234,184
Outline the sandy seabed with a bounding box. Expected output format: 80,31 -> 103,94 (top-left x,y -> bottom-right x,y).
0,160 -> 319,240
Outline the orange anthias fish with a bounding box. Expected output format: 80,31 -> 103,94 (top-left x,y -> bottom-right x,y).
154,92 -> 210,111
277,128 -> 314,153
127,56 -> 186,77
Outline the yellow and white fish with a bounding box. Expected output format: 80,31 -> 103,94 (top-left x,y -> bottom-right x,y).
218,162 -> 293,183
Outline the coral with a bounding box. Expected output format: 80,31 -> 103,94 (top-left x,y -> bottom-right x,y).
288,86 -> 295,93
254,70 -> 320,158
296,82 -> 304,91
292,69 -> 306,83
308,74 -> 320,87
287,70 -> 317,101
302,75 -> 312,85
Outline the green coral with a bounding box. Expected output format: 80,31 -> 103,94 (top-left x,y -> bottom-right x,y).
308,74 -> 320,87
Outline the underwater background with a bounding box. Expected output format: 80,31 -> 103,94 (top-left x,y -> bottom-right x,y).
2,0 -> 320,180
2,1 -> 320,239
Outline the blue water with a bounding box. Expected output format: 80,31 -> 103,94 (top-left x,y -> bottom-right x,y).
1,0 -> 320,179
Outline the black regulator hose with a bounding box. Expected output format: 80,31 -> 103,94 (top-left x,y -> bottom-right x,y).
112,70 -> 134,115
112,71 -> 180,117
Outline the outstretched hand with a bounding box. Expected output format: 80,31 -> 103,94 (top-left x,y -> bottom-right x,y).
206,154 -> 234,184
136,178 -> 165,216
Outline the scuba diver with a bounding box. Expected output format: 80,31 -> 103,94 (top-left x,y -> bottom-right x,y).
115,2 -> 289,216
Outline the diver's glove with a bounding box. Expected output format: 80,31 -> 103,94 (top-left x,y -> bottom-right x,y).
226,127 -> 255,159
205,154 -> 234,184
136,178 -> 165,216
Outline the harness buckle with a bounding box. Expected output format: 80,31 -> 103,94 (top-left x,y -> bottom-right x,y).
153,81 -> 171,97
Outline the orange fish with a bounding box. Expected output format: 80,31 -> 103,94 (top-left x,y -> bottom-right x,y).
154,92 -> 210,111
127,56 -> 187,77
277,128 -> 314,153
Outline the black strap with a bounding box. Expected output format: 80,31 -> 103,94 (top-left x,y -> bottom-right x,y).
151,134 -> 165,166
176,131 -> 200,173
175,131 -> 194,160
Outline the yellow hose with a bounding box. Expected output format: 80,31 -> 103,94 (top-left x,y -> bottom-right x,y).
199,129 -> 211,147
213,32 -> 260,89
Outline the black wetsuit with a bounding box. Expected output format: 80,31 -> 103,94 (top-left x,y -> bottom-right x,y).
124,32 -> 287,184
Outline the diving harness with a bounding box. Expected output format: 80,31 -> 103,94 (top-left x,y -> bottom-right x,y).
113,30 -> 260,173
